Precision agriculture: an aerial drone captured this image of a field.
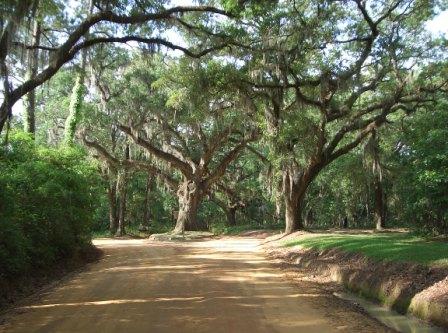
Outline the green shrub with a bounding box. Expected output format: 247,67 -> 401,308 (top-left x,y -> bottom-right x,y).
0,132 -> 102,279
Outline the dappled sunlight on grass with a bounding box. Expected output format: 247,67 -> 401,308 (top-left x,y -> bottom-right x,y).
284,233 -> 448,266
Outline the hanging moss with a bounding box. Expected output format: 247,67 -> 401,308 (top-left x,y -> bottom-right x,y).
64,74 -> 85,145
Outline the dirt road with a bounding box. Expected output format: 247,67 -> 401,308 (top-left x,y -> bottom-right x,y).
0,236 -> 393,333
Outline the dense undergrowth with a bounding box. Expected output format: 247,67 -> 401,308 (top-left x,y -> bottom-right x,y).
0,133 -> 102,281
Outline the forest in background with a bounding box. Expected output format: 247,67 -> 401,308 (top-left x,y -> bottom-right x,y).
0,0 -> 447,281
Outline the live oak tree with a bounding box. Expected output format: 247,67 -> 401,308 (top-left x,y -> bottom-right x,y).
116,58 -> 258,233
229,0 -> 447,233
81,55 -> 257,233
2,0 -> 447,239
4,0 -> 448,290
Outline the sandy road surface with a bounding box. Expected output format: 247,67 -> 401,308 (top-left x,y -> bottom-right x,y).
0,236 -> 393,333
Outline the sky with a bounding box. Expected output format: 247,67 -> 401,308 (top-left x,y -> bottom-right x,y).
426,10 -> 448,35
8,4 -> 448,117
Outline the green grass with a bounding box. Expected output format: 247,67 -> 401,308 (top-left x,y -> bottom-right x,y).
284,233 -> 448,266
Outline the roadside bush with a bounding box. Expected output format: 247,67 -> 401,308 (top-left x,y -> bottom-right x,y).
389,106 -> 448,234
0,132 -> 102,279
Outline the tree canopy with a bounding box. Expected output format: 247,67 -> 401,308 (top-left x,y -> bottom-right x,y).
1,0 -> 447,240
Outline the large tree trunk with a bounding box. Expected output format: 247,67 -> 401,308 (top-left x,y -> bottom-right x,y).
283,163 -> 317,234
107,178 -> 118,235
63,74 -> 85,144
23,19 -> 40,135
173,180 -> 202,234
63,0 -> 92,145
284,192 -> 304,234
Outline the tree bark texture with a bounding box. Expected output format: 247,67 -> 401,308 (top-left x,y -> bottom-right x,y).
282,162 -> 320,234
173,180 -> 202,234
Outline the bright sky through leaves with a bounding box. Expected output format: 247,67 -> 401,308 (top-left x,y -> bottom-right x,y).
9,3 -> 448,117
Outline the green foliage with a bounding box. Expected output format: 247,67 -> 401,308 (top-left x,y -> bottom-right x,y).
283,233 -> 448,266
0,132 -> 102,279
388,104 -> 448,234
64,74 -> 85,145
5,0 -> 446,242
220,0 -> 278,17
306,151 -> 372,228
36,69 -> 75,139
303,102 -> 448,234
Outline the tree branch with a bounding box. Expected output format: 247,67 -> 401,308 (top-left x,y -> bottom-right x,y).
205,131 -> 258,188
0,5 -> 231,133
82,134 -> 178,189
118,124 -> 194,178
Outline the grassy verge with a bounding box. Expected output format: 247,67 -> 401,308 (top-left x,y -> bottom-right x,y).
283,232 -> 448,266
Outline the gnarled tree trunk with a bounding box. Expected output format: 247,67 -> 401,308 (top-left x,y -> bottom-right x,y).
283,164 -> 304,234
284,191 -> 304,234
173,180 -> 202,234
